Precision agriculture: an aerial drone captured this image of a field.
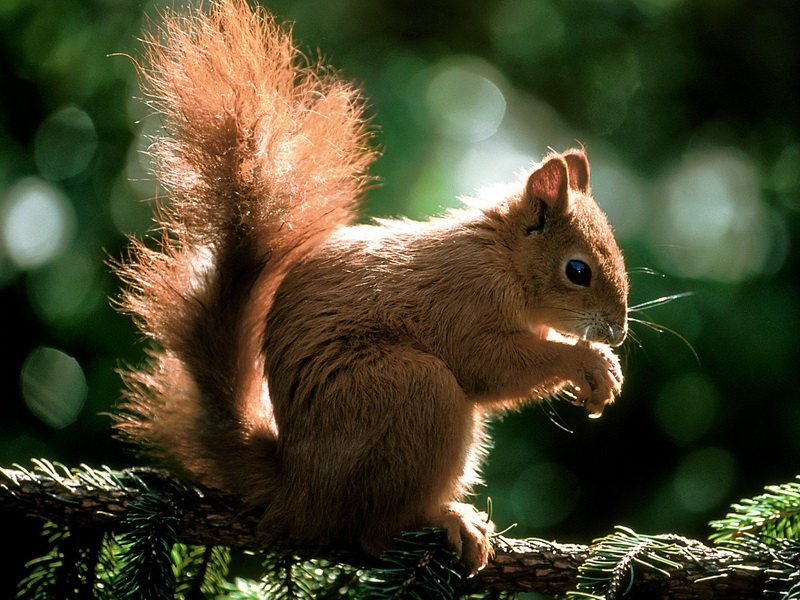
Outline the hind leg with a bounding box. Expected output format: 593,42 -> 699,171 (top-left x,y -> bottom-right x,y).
273,344 -> 494,572
313,346 -> 494,573
425,502 -> 495,573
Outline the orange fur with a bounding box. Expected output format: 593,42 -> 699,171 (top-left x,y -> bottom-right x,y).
115,0 -> 628,574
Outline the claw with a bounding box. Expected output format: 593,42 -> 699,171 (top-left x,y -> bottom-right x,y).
429,503 -> 494,575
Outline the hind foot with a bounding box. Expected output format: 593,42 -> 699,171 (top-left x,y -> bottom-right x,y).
429,502 -> 494,575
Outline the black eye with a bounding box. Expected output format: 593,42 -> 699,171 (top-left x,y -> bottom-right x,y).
566,260 -> 592,287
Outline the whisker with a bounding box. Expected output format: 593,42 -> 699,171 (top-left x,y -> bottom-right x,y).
628,317 -> 700,365
625,328 -> 643,349
538,395 -> 574,434
619,337 -> 633,364
628,267 -> 665,277
547,316 -> 583,325
537,306 -> 586,316
629,291 -> 694,312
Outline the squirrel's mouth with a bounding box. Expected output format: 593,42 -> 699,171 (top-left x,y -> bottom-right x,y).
527,307 -> 626,347
547,319 -> 627,347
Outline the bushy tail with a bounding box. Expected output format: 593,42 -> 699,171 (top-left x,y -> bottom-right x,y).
114,0 -> 375,499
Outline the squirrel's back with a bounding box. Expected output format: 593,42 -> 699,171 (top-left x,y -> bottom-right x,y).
115,0 -> 376,501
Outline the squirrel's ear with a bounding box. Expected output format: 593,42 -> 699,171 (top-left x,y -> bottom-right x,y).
525,155 -> 570,212
563,149 -> 590,193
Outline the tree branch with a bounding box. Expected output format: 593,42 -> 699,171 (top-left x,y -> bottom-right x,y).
0,462 -> 771,598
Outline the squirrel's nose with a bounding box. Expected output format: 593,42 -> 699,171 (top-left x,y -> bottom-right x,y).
606,321 -> 627,347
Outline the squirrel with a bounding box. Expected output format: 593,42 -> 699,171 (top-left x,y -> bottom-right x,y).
114,0 -> 628,575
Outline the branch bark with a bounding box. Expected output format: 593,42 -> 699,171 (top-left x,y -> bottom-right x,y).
0,462 -> 770,598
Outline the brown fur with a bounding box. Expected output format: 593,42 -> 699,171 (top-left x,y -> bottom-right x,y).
115,0 -> 628,574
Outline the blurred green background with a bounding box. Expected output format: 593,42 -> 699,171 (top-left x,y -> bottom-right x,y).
1,0 -> 799,594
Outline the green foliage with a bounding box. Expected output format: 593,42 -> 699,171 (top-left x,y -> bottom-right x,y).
93,533 -> 119,600
12,462 -> 235,600
712,534 -> 800,600
17,523 -> 106,600
113,491 -> 180,600
707,478 -> 800,599
12,462 -> 468,600
361,529 -> 461,600
760,537 -> 800,599
245,529 -> 474,600
19,510 -> 235,600
231,530 -> 516,600
709,476 -> 800,543
15,513 -> 470,600
220,577 -> 274,600
566,526 -> 693,600
256,554 -> 362,600
174,544 -> 232,600
556,477 -> 800,600
17,461 -> 800,600
260,554 -> 320,600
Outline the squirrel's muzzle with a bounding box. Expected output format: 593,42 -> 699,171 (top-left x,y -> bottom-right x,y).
605,320 -> 627,347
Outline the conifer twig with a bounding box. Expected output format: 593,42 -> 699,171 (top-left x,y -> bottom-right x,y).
0,462 -> 773,598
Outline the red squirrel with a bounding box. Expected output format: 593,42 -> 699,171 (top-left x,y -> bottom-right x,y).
115,0 -> 628,574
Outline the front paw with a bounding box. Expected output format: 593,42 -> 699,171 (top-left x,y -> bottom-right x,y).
571,343 -> 623,417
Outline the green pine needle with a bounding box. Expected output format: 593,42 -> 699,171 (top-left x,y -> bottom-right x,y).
257,554 -> 363,600
17,523 -> 69,600
203,546 -> 233,597
707,476 -> 800,600
219,577 -> 271,599
113,491 -> 180,600
173,543 -> 231,599
17,523 -> 107,600
94,533 -> 121,600
262,554 -> 307,600
710,476 -> 800,543
361,528 -> 462,600
714,533 -> 800,599
567,526 -> 692,600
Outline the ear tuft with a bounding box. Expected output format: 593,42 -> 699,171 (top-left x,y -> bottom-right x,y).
563,149 -> 590,193
526,154 -> 570,212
